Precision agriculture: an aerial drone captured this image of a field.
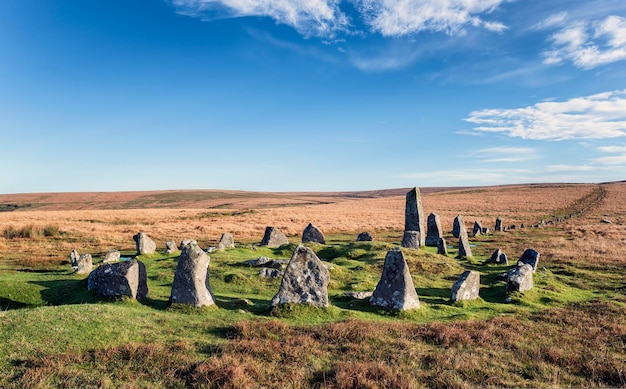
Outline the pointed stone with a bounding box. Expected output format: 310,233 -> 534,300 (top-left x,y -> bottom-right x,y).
437,237 -> 448,255
170,243 -> 215,307
133,232 -> 156,255
425,213 -> 443,247
217,232 -> 235,250
260,226 -> 289,247
356,231 -> 373,242
88,259 -> 148,299
518,248 -> 540,272
472,221 -> 483,237
270,245 -> 330,307
507,263 -> 533,292
370,249 -> 420,310
401,230 -> 420,249
75,254 -> 93,275
302,223 -> 326,244
451,270 -> 480,302
487,248 -> 508,265
458,230 -> 472,258
404,187 -> 425,246
452,215 -> 465,238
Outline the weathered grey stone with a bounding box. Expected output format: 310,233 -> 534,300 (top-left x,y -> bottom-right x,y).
76,254 -> 93,275
87,259 -> 148,299
487,248 -> 508,265
217,232 -> 235,250
437,237 -> 448,255
69,249 -> 80,268
259,268 -> 283,278
133,232 -> 156,255
243,256 -> 288,269
472,221 -> 483,236
518,248 -> 540,272
451,270 -> 480,302
507,263 -> 534,292
270,245 -> 330,307
178,239 -> 197,250
164,240 -> 178,255
452,215 -> 465,238
260,226 -> 289,247
425,213 -> 443,246
370,249 -> 420,310
401,230 -> 420,249
302,223 -> 326,244
482,227 -> 490,234
103,249 -> 121,264
405,187 -> 426,246
170,243 -> 215,307
343,291 -> 373,299
458,230 -> 472,257
356,232 -> 373,242
495,217 -> 503,232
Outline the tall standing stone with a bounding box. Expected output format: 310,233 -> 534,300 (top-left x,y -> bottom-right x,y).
69,249 -> 80,269
270,245 -> 330,307
370,249 -> 420,310
75,254 -> 93,275
170,243 -> 215,307
217,233 -> 235,250
437,237 -> 448,255
260,226 -> 289,247
404,187 -> 426,247
458,229 -> 472,258
451,270 -> 480,302
452,215 -> 465,238
518,249 -> 540,272
302,223 -> 326,244
495,217 -> 503,232
133,232 -> 156,255
425,213 -> 443,247
401,231 -> 420,249
88,259 -> 148,299
507,264 -> 534,292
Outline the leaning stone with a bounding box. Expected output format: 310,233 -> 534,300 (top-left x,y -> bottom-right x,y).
343,291 -> 373,300
103,249 -> 121,264
356,232 -> 373,242
75,254 -> 93,275
270,245 -> 330,307
133,232 -> 156,255
437,237 -> 448,255
487,248 -> 508,265
259,268 -> 283,278
405,187 -> 426,246
401,230 -> 420,249
518,248 -> 540,272
170,243 -> 215,307
370,249 -> 420,310
452,215 -> 465,238
260,226 -> 289,247
472,221 -> 483,236
164,240 -> 178,255
217,233 -> 235,250
425,213 -> 443,247
302,223 -> 326,244
451,270 -> 480,302
495,217 -> 503,232
178,239 -> 197,250
458,231 -> 472,258
69,249 -> 80,268
507,264 -> 534,292
87,259 -> 148,299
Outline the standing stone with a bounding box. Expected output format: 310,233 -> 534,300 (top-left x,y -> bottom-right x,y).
451,270 -> 480,302
165,240 -> 178,255
401,230 -> 421,249
170,243 -> 215,307
370,249 -> 420,310
487,248 -> 508,265
179,239 -> 197,250
259,268 -> 283,279
302,223 -> 326,244
507,263 -> 534,292
518,248 -> 540,272
472,221 -> 483,237
481,227 -> 490,234
133,232 -> 156,255
260,226 -> 289,247
404,187 -> 426,246
495,217 -> 503,232
425,213 -> 443,246
75,254 -> 93,275
103,249 -> 121,264
356,232 -> 373,242
69,249 -> 80,268
270,245 -> 330,307
217,233 -> 235,250
88,259 -> 148,299
437,237 -> 448,255
452,215 -> 465,238
458,230 -> 472,258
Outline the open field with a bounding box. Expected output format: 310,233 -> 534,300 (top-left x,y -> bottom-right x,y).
0,182 -> 625,387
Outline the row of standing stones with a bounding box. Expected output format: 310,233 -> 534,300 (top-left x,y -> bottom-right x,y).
74,188 -> 541,311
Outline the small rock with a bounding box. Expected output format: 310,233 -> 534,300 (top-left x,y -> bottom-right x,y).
164,240 -> 178,255
75,254 -> 93,275
343,291 -> 373,299
217,232 -> 235,250
601,219 -> 613,224
260,226 -> 289,247
356,232 -> 373,242
259,268 -> 283,278
103,249 -> 121,264
179,239 -> 197,250
133,232 -> 156,255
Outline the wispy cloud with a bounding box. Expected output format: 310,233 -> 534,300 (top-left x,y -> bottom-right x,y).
542,15 -> 626,68
597,145 -> 626,153
592,144 -> 626,165
547,164 -> 595,172
397,168 -> 532,184
465,89 -> 626,140
532,11 -> 568,31
469,147 -> 539,163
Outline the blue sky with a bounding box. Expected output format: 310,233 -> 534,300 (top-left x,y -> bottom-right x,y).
1,0 -> 626,193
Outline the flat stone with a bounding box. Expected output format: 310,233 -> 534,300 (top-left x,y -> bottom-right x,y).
88,259 -> 148,299
518,248 -> 540,272
370,249 -> 420,310
343,291 -> 373,299
507,263 -> 534,292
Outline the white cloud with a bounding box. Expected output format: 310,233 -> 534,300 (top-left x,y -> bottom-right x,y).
469,147 -> 538,162
533,11 -> 568,31
593,154 -> 626,165
543,15 -> 626,68
353,0 -> 506,37
598,145 -> 626,153
465,89 -> 626,141
547,164 -> 595,172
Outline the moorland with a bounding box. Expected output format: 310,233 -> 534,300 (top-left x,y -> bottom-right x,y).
0,182 -> 624,388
